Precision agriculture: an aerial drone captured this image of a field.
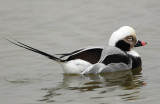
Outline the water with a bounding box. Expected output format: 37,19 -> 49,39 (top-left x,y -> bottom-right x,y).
0,0 -> 160,104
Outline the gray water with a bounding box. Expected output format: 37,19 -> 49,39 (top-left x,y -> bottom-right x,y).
0,0 -> 160,104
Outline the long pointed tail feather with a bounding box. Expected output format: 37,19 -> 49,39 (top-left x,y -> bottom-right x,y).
6,38 -> 61,61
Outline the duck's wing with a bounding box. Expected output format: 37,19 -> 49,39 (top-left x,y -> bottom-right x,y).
82,62 -> 132,74
57,46 -> 104,64
82,47 -> 133,74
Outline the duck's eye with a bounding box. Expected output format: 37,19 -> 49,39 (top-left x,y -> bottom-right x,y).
128,36 -> 133,41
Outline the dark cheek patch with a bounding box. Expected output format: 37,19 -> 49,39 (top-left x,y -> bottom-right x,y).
115,40 -> 131,51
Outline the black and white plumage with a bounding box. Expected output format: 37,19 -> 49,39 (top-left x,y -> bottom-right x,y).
7,26 -> 147,74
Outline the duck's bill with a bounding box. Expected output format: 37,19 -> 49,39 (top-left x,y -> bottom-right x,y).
134,40 -> 147,47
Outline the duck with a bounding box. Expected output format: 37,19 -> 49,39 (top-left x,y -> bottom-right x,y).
6,26 -> 147,74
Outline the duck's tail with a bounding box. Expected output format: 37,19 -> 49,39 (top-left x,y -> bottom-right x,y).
6,38 -> 62,62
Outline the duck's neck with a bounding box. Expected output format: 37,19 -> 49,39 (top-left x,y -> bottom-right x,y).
115,40 -> 131,51
127,50 -> 140,57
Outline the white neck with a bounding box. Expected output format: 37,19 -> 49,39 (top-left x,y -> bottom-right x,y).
127,50 -> 140,57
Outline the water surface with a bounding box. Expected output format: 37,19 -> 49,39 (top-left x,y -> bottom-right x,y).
0,0 -> 160,104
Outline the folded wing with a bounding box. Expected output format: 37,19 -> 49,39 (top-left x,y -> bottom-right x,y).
57,47 -> 103,64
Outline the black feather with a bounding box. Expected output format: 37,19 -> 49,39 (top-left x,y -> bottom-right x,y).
116,40 -> 130,51
102,54 -> 130,65
66,48 -> 103,64
6,38 -> 60,61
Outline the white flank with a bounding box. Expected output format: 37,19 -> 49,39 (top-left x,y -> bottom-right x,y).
60,59 -> 92,74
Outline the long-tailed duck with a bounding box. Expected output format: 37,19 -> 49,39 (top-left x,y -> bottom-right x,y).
7,26 -> 147,74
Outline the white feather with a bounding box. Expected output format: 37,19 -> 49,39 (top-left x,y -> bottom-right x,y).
127,50 -> 140,57
109,26 -> 136,46
60,59 -> 92,74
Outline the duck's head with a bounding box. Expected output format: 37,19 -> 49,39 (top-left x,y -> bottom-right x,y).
109,26 -> 147,51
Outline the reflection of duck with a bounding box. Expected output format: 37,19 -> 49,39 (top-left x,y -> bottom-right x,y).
62,70 -> 133,90
7,26 -> 147,74
39,70 -> 146,102
62,68 -> 143,90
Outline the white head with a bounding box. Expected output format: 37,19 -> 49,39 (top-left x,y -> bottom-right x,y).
109,26 -> 138,51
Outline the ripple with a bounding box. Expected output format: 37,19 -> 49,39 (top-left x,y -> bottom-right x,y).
39,70 -> 146,103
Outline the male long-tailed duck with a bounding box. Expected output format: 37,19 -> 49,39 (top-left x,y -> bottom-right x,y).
7,26 -> 147,74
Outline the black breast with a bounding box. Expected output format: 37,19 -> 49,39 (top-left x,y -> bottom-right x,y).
128,55 -> 142,69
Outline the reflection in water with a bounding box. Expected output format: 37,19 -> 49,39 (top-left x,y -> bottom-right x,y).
39,68 -> 146,102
